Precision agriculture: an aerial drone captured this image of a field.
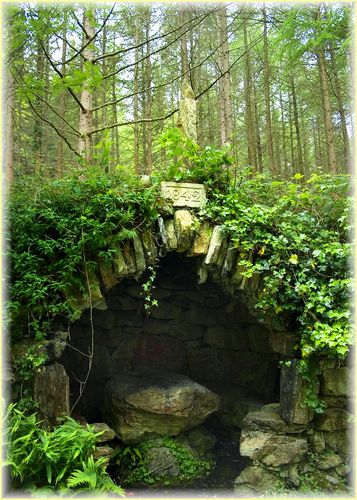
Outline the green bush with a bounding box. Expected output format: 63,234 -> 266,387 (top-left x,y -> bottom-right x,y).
8,167 -> 159,344
4,403 -> 124,495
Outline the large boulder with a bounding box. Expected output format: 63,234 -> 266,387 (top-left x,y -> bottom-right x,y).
103,371 -> 220,443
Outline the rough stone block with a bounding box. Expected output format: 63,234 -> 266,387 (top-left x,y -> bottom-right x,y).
308,430 -> 325,453
187,222 -> 212,256
323,431 -> 350,455
169,321 -> 203,340
240,429 -> 308,466
204,226 -> 223,265
160,181 -> 207,208
243,403 -> 306,434
188,347 -> 224,382
174,210 -> 195,252
113,249 -> 128,278
98,258 -> 119,291
234,465 -> 283,495
321,367 -> 349,397
92,422 -> 116,443
269,330 -> 299,357
133,233 -> 146,276
163,219 -> 178,251
314,408 -> 352,432
232,352 -> 278,398
204,326 -> 233,348
122,241 -> 136,275
150,302 -> 182,320
141,230 -> 157,264
247,324 -> 273,353
133,334 -> 186,372
280,360 -> 314,425
142,318 -> 170,335
182,308 -> 216,326
33,363 -> 70,427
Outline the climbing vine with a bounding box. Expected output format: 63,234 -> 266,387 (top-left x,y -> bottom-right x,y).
203,172 -> 353,363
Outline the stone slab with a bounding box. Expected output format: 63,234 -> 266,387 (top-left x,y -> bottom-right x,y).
161,182 -> 207,208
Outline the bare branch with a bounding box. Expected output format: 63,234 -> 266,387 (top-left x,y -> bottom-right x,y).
60,5 -> 115,66
26,97 -> 81,158
93,11 -> 243,113
39,39 -> 86,113
103,10 -> 214,80
94,8 -> 214,63
90,108 -> 179,135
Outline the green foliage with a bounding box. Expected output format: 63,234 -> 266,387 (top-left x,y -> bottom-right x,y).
13,344 -> 47,381
9,167 -> 159,350
5,403 -> 122,495
203,172 -> 353,364
154,127 -> 233,193
113,437 -> 213,486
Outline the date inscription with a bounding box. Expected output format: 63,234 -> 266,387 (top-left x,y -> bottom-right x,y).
160,182 -> 207,208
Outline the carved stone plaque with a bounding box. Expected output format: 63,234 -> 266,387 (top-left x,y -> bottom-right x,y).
160,182 -> 207,208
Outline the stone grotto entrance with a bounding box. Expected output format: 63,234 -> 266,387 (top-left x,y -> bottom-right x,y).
60,252 -> 282,491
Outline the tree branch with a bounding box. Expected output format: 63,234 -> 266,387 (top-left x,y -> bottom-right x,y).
94,8 -> 214,63
26,97 -> 81,158
93,11 -> 243,113
39,39 -> 86,113
90,108 -> 179,135
103,10 -> 214,80
60,5 -> 115,66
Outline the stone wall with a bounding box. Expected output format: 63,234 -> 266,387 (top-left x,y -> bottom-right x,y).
61,254 -> 280,421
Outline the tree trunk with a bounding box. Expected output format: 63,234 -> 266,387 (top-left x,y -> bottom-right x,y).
5,69 -> 14,187
288,91 -> 295,173
279,90 -> 288,179
218,5 -> 233,146
329,45 -> 350,170
133,21 -> 140,175
315,8 -> 337,174
78,8 -> 95,161
243,13 -> 257,172
142,8 -> 152,174
56,11 -> 68,176
290,75 -> 303,174
262,7 -> 275,176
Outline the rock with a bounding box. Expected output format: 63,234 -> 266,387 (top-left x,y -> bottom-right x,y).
247,324 -> 273,353
204,226 -> 223,265
142,319 -> 170,335
126,284 -> 143,298
113,249 -> 128,278
184,425 -> 217,452
269,331 -> 299,356
169,321 -> 203,340
93,309 -> 116,330
321,368 -> 349,397
314,408 -> 352,432
286,465 -> 300,488
145,445 -> 180,477
93,445 -> 114,460
234,465 -> 283,495
174,210 -> 195,252
323,431 -> 350,455
197,263 -> 208,284
229,398 -> 265,429
106,294 -> 138,311
188,347 -> 225,382
335,463 -> 351,476
33,363 -> 70,427
243,403 -> 306,434
182,308 -> 216,326
104,371 -> 220,443
187,222 -> 212,256
222,246 -> 237,276
323,396 -> 346,408
150,302 -> 181,320
232,351 -> 278,398
164,219 -> 178,252
141,231 -> 157,264
133,233 -> 146,276
308,430 -> 325,453
204,326 -> 233,349
280,359 -> 314,425
316,452 -> 342,470
98,258 -> 119,291
66,269 -> 106,311
240,429 -> 308,466
92,422 -> 116,443
122,241 -> 137,275
132,334 -> 185,372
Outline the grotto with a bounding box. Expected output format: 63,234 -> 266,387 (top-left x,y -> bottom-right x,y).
27,187 -> 353,495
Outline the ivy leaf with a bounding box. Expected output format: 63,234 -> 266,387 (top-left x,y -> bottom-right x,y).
289,254 -> 299,265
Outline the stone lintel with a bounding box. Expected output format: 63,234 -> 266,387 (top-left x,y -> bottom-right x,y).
160,182 -> 207,208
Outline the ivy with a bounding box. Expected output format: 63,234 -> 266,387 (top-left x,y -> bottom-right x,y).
203,172 -> 353,363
